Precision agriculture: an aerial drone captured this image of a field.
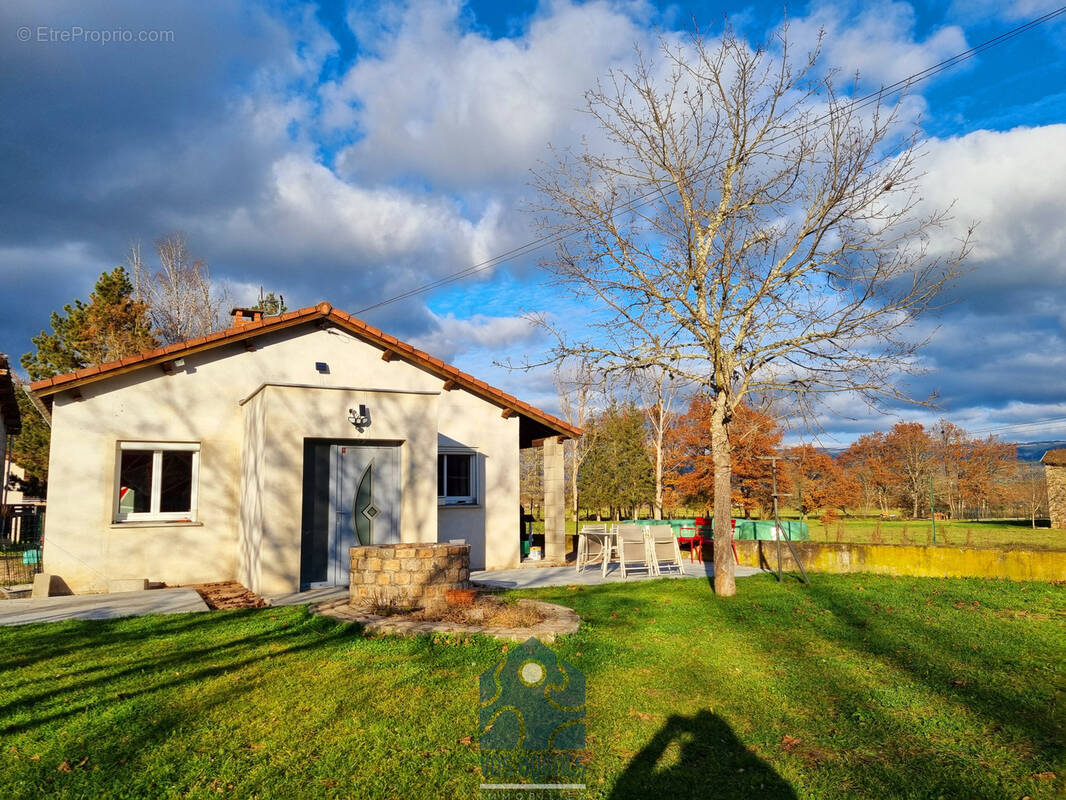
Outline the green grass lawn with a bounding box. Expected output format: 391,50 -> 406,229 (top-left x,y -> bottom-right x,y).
802,517 -> 1066,549
0,574 -> 1063,799
534,517 -> 1066,550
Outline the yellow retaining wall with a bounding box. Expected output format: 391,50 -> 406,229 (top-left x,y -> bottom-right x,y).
734,540 -> 1066,582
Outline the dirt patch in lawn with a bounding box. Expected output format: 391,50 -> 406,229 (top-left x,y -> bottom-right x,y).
405,595 -> 549,627
316,594 -> 580,642
180,581 -> 267,610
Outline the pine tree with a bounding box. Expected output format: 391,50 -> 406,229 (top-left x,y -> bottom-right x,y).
8,381 -> 49,495
21,267 -> 158,380
17,267 -> 158,490
252,291 -> 287,316
578,403 -> 654,519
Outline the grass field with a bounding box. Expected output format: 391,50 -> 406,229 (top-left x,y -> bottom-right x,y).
534,516 -> 1066,550
0,573 -> 1063,798
803,516 -> 1066,549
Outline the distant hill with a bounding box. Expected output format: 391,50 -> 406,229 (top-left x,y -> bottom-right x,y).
818,441 -> 1066,461
1016,441 -> 1066,462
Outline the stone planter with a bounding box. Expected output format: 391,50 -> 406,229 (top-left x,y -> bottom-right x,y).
349,542 -> 470,609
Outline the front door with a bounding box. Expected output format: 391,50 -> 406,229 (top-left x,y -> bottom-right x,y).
326,444 -> 401,586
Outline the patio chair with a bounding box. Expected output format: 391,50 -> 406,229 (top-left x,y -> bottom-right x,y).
616,524 -> 654,580
677,522 -> 702,562
576,524 -> 608,574
647,525 -> 685,576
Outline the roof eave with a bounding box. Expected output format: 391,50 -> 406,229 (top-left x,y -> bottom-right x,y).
28,303 -> 581,440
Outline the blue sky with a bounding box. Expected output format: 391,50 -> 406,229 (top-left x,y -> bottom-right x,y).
1,0 -> 1064,444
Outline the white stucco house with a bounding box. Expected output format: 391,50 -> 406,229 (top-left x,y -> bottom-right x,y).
31,303 -> 579,595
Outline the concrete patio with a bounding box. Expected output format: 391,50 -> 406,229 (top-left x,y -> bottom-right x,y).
0,587 -> 209,626
471,561 -> 762,589
264,586 -> 349,607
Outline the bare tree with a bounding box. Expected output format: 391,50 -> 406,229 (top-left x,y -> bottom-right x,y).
628,366 -> 685,519
558,360 -> 609,522
532,29 -> 970,595
555,360 -> 602,521
1014,462 -> 1048,529
130,232 -> 229,344
519,446 -> 544,517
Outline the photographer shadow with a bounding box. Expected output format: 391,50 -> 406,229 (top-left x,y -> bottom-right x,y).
608,710 -> 797,799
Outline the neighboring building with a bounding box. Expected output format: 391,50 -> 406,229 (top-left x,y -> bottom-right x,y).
3,462 -> 29,505
1,353 -> 23,509
31,303 -> 579,594
1043,449 -> 1066,530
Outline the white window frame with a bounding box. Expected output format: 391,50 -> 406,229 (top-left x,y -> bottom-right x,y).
114,441 -> 200,522
438,450 -> 478,506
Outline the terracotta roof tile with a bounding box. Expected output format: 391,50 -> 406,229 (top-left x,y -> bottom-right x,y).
1042,449 -> 1066,467
29,302 -> 581,438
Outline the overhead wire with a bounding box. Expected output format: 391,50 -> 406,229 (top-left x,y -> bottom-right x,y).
965,415 -> 1066,436
354,6 -> 1066,314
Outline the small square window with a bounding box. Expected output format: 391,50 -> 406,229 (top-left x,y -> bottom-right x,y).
115,442 -> 199,522
438,452 -> 476,505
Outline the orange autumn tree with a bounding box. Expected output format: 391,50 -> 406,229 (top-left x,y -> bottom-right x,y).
883,422 -> 934,518
957,435 -> 1017,518
665,396 -> 781,516
839,431 -> 895,515
730,405 -> 786,517
785,444 -> 860,521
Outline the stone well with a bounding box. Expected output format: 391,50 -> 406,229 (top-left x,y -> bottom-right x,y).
349,542 -> 470,608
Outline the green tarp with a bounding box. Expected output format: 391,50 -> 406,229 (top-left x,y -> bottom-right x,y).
732,519 -> 809,541
619,518 -> 810,541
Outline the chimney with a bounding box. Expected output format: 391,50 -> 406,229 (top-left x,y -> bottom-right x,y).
230,308 -> 265,328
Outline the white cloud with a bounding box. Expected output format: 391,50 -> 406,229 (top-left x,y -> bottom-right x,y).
408,311 -> 540,362
200,152 -> 511,296
915,124 -> 1066,295
326,0 -> 660,189
948,0 -> 1066,22
787,1 -> 967,87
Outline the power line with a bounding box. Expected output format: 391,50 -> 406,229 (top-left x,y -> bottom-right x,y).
355,6 -> 1066,315
965,415 -> 1066,436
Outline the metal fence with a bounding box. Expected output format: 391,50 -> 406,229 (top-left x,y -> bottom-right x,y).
1,505 -> 44,587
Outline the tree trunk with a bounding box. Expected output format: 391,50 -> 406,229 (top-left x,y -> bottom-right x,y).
654,435 -> 664,520
569,443 -> 579,521
710,399 -> 736,597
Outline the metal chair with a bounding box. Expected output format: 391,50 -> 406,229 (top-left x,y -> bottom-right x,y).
648,525 -> 686,576
616,524 -> 654,579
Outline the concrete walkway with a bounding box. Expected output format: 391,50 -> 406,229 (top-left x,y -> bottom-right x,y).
263,586 -> 349,607
0,587 -> 209,626
471,561 -> 762,589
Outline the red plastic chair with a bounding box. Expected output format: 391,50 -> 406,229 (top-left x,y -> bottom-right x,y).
687,516 -> 738,564
677,521 -> 701,562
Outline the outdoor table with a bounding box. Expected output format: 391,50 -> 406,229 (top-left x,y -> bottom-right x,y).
577,528 -> 616,577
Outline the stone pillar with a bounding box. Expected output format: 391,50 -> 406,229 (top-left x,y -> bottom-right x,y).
1048,465 -> 1066,530
543,436 -> 565,563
